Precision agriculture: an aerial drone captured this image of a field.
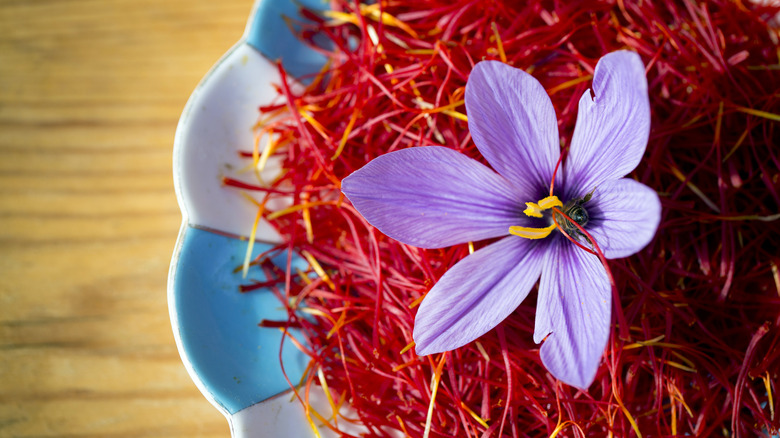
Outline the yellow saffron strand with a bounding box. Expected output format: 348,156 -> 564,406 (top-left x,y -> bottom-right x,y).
359,4 -> 419,38
322,10 -> 360,26
324,6 -> 417,38
419,99 -> 465,114
392,359 -> 418,373
266,201 -> 334,220
408,294 -> 425,309
299,109 -> 330,139
332,109 -> 359,160
296,266 -> 313,286
256,132 -> 277,173
301,250 -> 335,290
736,106 -> 780,122
252,128 -> 262,165
395,415 -> 411,438
669,350 -> 696,370
400,341 -> 415,354
722,128 -> 750,162
662,359 -> 697,373
669,383 -> 694,417
714,101 -> 724,146
423,354 -> 447,438
299,307 -> 336,324
306,408 -> 330,436
459,401 -> 489,428
475,341 -> 490,362
490,22 -> 507,63
623,334 -> 666,349
670,391 -> 678,436
303,205 -> 314,244
613,381 -> 643,438
326,314 -> 361,339
406,48 -> 437,55
547,74 -> 594,95
670,165 -> 720,213
763,372 -> 775,420
549,420 -> 585,438
301,193 -> 314,244
316,366 -> 338,427
508,224 -> 556,239
242,205 -> 265,278
441,109 -> 468,122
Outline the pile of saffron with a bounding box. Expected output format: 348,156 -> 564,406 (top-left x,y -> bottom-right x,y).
225,1 -> 780,436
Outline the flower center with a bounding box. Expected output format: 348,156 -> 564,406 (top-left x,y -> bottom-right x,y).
507,195 -> 562,239
508,194 -> 591,240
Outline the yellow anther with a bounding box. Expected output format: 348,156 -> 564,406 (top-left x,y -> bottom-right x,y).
523,202 -> 544,218
513,195 -> 562,240
508,224 -> 556,240
523,195 -> 561,218
538,195 -> 563,209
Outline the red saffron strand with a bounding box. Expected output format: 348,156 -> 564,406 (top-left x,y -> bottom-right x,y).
549,145 -> 565,197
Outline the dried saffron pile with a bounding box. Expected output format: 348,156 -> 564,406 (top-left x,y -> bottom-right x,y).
227,1 -> 780,436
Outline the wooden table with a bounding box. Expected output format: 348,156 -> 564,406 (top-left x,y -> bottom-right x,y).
0,1 -> 255,435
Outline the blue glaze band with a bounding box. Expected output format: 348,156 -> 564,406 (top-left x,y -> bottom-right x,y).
246,0 -> 329,79
173,227 -> 308,414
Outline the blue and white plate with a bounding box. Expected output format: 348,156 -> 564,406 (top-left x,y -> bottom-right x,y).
169,1 -> 350,436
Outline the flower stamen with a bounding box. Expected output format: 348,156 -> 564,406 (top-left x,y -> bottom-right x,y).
514,195 -> 564,238
523,202 -> 544,218
538,195 -> 563,210
509,223 -> 556,239
522,195 -> 562,218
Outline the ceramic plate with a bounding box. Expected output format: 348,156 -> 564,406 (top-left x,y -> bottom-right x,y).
169,1 -> 344,436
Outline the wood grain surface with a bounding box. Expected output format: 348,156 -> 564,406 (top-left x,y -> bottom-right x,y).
0,1 -> 255,436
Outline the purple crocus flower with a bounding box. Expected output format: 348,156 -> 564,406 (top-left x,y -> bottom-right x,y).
341,51 -> 660,388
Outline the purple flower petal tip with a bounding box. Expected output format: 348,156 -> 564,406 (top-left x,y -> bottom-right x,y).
565,50 -> 651,199
535,240 -> 611,389
540,336 -> 601,389
465,60 -> 561,198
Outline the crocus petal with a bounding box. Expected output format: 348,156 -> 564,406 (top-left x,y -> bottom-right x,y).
534,238 -> 610,389
414,236 -> 547,355
564,51 -> 650,199
341,146 -> 525,249
587,178 -> 661,259
465,61 -> 560,198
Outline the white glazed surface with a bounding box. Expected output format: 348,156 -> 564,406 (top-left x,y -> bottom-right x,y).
172,41 -> 283,242
231,388 -> 370,438
170,10 -> 363,438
